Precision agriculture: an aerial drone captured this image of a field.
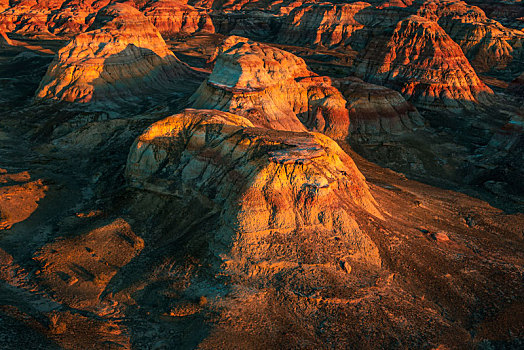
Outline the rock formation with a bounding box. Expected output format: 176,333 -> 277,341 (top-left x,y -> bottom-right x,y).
35,2 -> 198,103
46,0 -> 111,36
416,0 -> 524,72
0,0 -> 56,37
140,0 -> 214,39
333,77 -> 424,140
353,15 -> 494,110
278,2 -> 372,51
190,36 -> 350,139
126,108 -> 382,269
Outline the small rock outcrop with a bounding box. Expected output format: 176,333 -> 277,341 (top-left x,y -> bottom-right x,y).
35,3 -> 198,103
333,77 -> 424,140
190,36 -> 350,139
126,108 -> 382,268
353,15 -> 494,111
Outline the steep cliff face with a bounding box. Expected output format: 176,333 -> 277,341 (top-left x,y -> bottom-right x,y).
190,36 -> 350,138
126,108 -> 382,270
353,15 -> 494,111
141,0 -> 214,39
416,0 -> 524,72
0,0 -> 59,37
46,0 -> 111,36
333,77 -> 424,140
35,2 -> 198,103
278,2 -> 372,51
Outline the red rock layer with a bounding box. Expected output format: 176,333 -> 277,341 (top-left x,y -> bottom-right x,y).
353,15 -> 494,110
416,0 -> 524,72
140,0 -> 214,39
35,2 -> 197,103
126,108 -> 382,268
278,2 -> 372,51
333,77 -> 424,140
190,36 -> 350,139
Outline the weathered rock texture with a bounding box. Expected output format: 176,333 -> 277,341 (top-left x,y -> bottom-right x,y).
416,0 -> 524,72
35,2 -> 197,103
190,36 -> 350,139
333,77 -> 424,140
46,0 -> 111,36
141,0 -> 214,39
126,108 -> 382,269
278,2 -> 372,51
353,15 -> 494,110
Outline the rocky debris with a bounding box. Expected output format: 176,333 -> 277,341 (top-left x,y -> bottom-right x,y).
353,15 -> 494,111
416,0 -> 524,73
431,231 -> 450,242
35,2 -> 200,103
333,77 -> 424,141
126,108 -> 382,268
190,36 -> 350,138
141,0 -> 214,39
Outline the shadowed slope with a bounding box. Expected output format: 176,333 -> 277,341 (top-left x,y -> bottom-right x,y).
35,2 -> 200,103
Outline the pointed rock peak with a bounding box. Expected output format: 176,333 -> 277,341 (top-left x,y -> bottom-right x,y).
353,14 -> 494,111
35,1 -> 199,104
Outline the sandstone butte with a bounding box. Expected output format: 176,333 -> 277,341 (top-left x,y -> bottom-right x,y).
190,35 -> 351,139
35,2 -> 198,103
333,77 -> 424,140
352,14 -> 494,111
140,0 -> 215,39
126,108 -> 383,272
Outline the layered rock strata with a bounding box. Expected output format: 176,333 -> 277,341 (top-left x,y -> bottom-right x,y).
141,0 -> 214,39
190,36 -> 350,139
35,2 -> 197,103
416,0 -> 524,72
126,108 -> 382,268
353,15 -> 494,110
333,77 -> 424,140
278,2 -> 372,51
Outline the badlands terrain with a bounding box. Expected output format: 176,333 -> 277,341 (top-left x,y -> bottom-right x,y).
0,0 -> 523,349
